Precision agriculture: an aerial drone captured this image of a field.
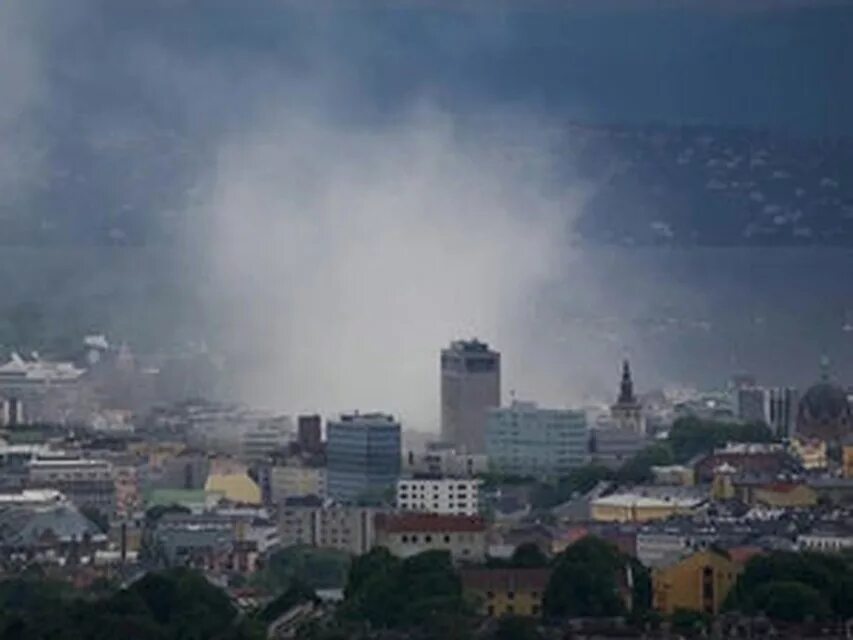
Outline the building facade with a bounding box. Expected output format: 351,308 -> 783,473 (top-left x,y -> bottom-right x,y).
461,568 -> 551,617
396,477 -> 480,516
486,401 -> 588,479
375,513 -> 487,562
737,387 -> 770,424
768,387 -> 798,437
610,360 -> 645,435
270,463 -> 326,504
278,498 -> 380,555
440,340 -> 500,454
326,413 -> 401,503
652,549 -> 741,615
27,456 -> 116,515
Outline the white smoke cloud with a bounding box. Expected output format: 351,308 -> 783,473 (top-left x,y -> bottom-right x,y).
0,1 -> 46,200
195,106 -> 587,430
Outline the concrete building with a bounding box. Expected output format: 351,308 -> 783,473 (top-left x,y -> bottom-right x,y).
278,497 -> 380,555
737,386 -> 770,424
297,415 -> 323,455
375,513 -> 487,562
844,440 -> 853,478
326,413 -> 401,503
270,462 -> 326,504
440,339 -> 500,454
396,477 -> 480,516
0,352 -> 89,424
768,387 -> 799,438
27,456 -> 116,515
611,360 -> 645,434
788,436 -> 828,470
240,417 -> 292,463
461,568 -> 551,617
652,549 -> 741,615
589,427 -> 648,470
404,442 -> 487,478
485,401 -> 588,479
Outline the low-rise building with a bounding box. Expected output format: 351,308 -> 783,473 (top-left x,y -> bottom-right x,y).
797,527 -> 853,553
396,477 -> 480,516
788,437 -> 828,471
204,471 -> 262,505
278,497 -> 380,555
733,479 -> 818,508
650,465 -> 695,487
27,456 -> 116,515
652,549 -> 741,615
461,568 -> 551,617
375,513 -> 487,562
590,489 -> 707,523
589,427 -> 648,470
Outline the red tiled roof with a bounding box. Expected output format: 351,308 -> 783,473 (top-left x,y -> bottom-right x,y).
762,482 -> 801,493
376,513 -> 486,533
460,568 -> 551,592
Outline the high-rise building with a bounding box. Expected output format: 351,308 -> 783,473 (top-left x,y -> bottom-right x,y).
485,401 -> 588,479
326,413 -> 401,503
297,415 -> 323,455
768,387 -> 798,438
440,339 -> 500,454
610,360 -> 645,434
737,387 -> 770,424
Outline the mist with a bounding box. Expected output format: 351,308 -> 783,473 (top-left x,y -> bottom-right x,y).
193,107 -> 593,430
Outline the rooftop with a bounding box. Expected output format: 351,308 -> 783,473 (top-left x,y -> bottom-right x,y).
376,513 -> 486,533
460,567 -> 551,591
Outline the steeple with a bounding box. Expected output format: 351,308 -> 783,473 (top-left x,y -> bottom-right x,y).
618,359 -> 636,405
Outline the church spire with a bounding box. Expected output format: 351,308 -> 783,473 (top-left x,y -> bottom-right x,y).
618,359 -> 636,404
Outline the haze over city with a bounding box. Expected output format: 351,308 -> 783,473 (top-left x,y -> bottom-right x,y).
0,3 -> 852,638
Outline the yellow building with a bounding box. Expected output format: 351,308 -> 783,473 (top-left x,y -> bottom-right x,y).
736,482 -> 818,508
788,437 -> 828,471
843,443 -> 853,479
204,472 -> 262,505
460,568 -> 551,618
590,492 -> 706,523
653,549 -> 741,615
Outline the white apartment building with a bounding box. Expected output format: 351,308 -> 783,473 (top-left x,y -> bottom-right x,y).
396,477 -> 480,516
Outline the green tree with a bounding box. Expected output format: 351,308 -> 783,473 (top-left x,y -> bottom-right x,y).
668,417 -> 773,462
252,545 -> 351,593
616,443 -> 674,484
510,543 -> 549,568
749,581 -> 830,622
543,537 -> 629,619
726,551 -> 851,621
493,615 -> 544,640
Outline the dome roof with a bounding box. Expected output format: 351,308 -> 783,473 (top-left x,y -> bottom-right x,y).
797,381 -> 852,442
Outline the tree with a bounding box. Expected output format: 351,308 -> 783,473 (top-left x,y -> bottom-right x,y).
725,551 -> 851,621
543,537 -> 630,619
616,443 -> 674,484
493,615 -> 544,640
252,545 -> 350,593
341,549 -> 469,629
510,543 -> 549,568
668,417 -> 773,462
748,581 -> 830,622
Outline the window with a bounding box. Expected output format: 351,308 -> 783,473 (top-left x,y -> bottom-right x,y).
506,605 -> 514,614
507,591 -> 515,600
444,535 -> 451,543
425,535 -> 432,543
487,605 -> 495,616
486,591 -> 494,599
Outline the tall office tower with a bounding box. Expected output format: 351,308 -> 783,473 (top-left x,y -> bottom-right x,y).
326,412 -> 402,503
768,387 -> 799,438
440,339 -> 501,454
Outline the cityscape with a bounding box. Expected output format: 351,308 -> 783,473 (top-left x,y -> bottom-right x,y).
0,335 -> 850,638
2,1 -> 853,639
